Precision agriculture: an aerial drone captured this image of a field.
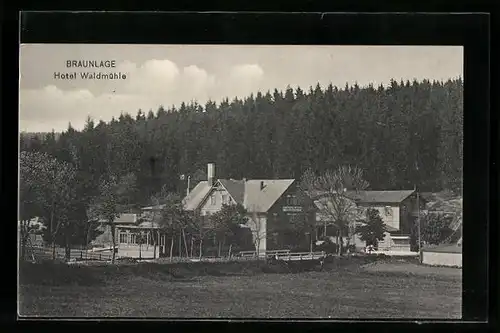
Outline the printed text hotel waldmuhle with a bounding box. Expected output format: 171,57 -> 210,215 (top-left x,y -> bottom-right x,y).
53,60 -> 128,80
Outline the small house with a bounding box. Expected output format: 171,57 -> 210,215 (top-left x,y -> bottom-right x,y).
90,213 -> 167,259
315,189 -> 426,252
422,244 -> 462,267
182,163 -> 317,255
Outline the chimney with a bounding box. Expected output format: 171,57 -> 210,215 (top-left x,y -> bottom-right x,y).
260,181 -> 265,191
207,163 -> 215,187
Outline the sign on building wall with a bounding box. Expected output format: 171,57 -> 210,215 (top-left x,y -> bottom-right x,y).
283,206 -> 302,213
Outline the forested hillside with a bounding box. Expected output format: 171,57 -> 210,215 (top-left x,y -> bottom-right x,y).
20,78 -> 463,208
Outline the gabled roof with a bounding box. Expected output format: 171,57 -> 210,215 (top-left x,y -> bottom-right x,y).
182,178 -> 295,213
243,179 -> 295,213
218,179 -> 245,204
182,180 -> 211,211
345,190 -> 416,204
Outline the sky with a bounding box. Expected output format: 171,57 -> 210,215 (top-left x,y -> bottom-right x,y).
19,45 -> 463,132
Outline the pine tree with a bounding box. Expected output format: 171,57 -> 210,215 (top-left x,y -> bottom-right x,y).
355,208 -> 387,248
21,79 -> 464,206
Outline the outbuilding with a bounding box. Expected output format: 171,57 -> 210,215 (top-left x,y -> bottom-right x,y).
421,244 -> 462,268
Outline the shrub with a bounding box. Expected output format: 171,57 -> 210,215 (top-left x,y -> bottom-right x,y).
315,237 -> 339,254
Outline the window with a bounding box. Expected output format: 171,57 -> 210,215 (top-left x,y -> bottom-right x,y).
286,194 -> 299,206
119,232 -> 127,244
210,195 -> 216,205
384,206 -> 393,216
222,194 -> 228,204
130,234 -> 136,244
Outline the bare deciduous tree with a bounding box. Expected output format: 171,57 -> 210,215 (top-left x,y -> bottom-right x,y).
153,190 -> 188,260
91,176 -> 121,264
246,206 -> 266,257
300,165 -> 369,255
187,210 -> 211,259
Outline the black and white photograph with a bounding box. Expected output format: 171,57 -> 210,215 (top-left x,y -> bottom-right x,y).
18,43 -> 464,319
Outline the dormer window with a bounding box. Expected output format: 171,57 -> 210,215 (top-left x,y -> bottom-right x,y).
222,194 -> 228,204
210,195 -> 216,205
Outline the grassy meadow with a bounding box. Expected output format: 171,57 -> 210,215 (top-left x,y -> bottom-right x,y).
18,256 -> 461,319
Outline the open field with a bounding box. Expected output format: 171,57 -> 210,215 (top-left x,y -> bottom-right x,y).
18,257 -> 461,319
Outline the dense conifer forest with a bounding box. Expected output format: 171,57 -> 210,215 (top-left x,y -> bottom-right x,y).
20,78 -> 463,209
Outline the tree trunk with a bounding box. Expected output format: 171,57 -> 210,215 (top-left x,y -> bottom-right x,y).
51,218 -> 56,260
190,236 -> 194,258
153,231 -> 157,259
158,230 -> 161,257
182,229 -> 189,257
20,224 -> 27,261
65,231 -> 71,261
52,240 -> 56,260
178,232 -> 182,258
339,234 -> 344,256
228,244 -> 232,258
217,241 -> 222,257
199,238 -> 203,259
310,232 -> 313,253
336,233 -> 340,256
169,235 -> 174,262
162,233 -> 166,256
86,222 -> 92,254
111,224 -> 116,264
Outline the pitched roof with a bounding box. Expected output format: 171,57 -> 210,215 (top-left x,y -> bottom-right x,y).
218,179 -> 245,204
183,178 -> 295,213
182,180 -> 211,210
345,190 -> 416,204
137,221 -> 162,229
98,213 -> 137,224
243,179 -> 295,213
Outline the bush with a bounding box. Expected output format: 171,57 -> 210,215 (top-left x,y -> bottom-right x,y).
315,238 -> 339,254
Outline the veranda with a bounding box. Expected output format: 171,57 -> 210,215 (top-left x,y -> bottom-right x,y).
116,223 -> 166,259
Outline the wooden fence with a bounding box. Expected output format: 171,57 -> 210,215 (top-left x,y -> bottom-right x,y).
27,247 -> 114,262
236,250 -> 325,261
22,247 -> 325,264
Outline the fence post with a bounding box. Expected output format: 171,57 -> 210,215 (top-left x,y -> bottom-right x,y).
80,251 -> 83,259
99,253 -> 102,261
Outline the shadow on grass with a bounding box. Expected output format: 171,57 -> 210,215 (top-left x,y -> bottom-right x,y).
18,255 -> 411,287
